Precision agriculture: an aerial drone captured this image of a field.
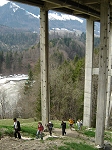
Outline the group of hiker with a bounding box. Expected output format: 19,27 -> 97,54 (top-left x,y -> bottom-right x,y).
36,118 -> 83,139
36,119 -> 83,139
68,118 -> 83,130
13,118 -> 83,140
36,120 -> 67,139
36,121 -> 54,139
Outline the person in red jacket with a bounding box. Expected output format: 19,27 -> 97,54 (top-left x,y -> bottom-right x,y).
36,122 -> 44,140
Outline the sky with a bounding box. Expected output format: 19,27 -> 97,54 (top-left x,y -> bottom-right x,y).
0,0 -> 9,6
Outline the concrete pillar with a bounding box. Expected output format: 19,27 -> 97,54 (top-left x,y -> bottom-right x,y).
95,0 -> 110,147
40,8 -> 50,128
83,18 -> 94,127
105,24 -> 112,129
110,93 -> 112,117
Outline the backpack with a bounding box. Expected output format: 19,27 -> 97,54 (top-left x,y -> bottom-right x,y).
17,121 -> 21,131
64,122 -> 66,129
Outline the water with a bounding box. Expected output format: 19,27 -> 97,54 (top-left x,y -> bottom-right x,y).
0,74 -> 28,118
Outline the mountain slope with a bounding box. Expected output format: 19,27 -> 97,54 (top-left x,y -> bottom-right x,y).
0,24 -> 39,51
0,2 -> 40,32
0,1 -> 100,35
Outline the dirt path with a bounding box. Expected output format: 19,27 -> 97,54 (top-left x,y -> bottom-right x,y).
0,128 -> 111,150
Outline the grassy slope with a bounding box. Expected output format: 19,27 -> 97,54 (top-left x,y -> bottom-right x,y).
0,119 -> 111,150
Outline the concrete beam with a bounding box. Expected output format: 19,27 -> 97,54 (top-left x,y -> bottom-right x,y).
83,0 -> 99,5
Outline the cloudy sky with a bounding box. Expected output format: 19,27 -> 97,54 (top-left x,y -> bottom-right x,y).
0,0 -> 9,6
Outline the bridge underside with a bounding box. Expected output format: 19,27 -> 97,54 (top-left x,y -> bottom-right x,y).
10,0 -> 112,21
8,0 -> 112,148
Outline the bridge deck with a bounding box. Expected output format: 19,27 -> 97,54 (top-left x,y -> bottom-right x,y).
10,0 -> 111,22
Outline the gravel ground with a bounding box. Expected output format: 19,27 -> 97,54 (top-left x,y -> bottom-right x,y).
0,128 -> 112,150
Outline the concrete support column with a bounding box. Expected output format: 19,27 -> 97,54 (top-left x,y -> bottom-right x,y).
83,19 -> 94,127
40,8 -> 50,127
105,24 -> 112,129
95,0 -> 110,147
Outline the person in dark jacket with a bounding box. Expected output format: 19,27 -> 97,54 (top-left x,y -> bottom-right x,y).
47,121 -> 53,136
61,121 -> 66,136
13,118 -> 21,139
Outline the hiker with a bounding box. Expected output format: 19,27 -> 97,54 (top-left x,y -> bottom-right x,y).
13,118 -> 21,139
68,118 -> 74,130
77,119 -> 81,130
80,120 -> 83,130
46,121 -> 53,136
36,122 -> 44,140
61,121 -> 66,136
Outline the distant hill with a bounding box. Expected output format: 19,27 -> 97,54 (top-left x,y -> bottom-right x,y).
0,24 -> 39,51
0,32 -> 87,75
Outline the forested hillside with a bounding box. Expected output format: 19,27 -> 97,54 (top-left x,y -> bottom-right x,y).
0,25 -> 39,52
0,25 -> 39,75
0,29 -> 100,76
0,29 -> 101,127
15,32 -> 100,127
0,30 -> 85,75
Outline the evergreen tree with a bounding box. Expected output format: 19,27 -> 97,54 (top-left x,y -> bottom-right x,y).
0,51 -> 4,73
5,52 -> 11,69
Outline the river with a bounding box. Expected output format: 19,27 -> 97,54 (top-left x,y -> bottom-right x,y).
0,74 -> 28,118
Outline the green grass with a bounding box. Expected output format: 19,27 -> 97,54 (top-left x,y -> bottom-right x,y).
0,118 -> 111,145
0,118 -> 35,126
51,120 -> 69,128
0,118 -> 38,137
83,130 -> 95,137
82,129 -> 112,142
0,125 -> 14,137
21,126 -> 37,137
58,142 -> 97,150
104,131 -> 112,142
46,137 -> 59,141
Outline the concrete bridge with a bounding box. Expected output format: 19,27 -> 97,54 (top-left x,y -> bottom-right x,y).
9,0 -> 112,148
